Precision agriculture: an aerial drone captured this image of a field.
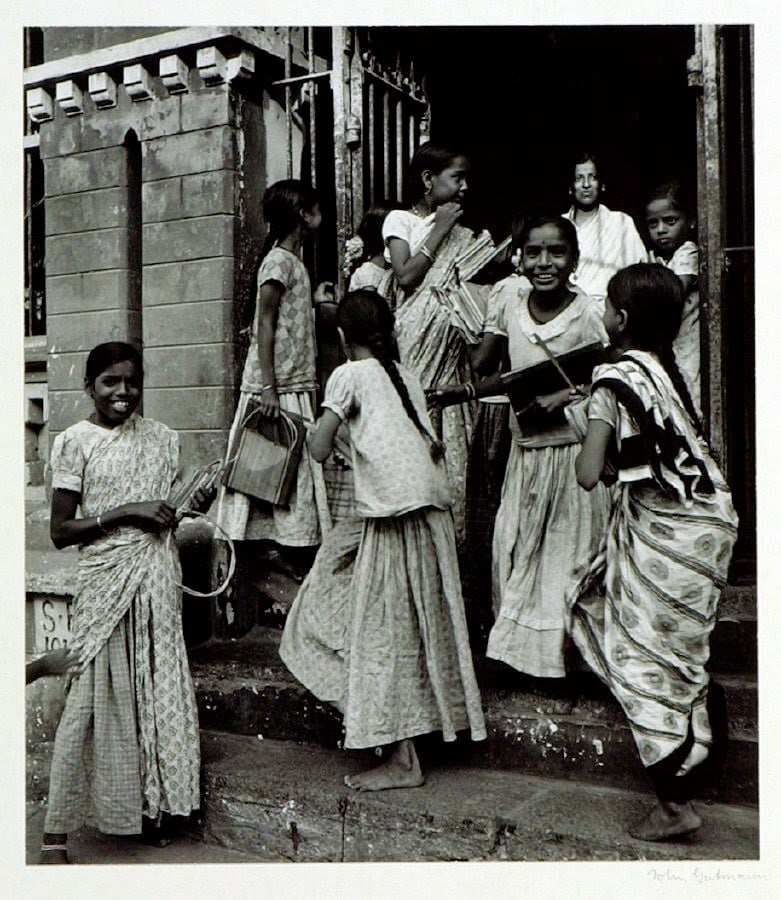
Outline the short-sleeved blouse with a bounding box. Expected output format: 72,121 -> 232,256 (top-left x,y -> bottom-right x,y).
322,358 -> 452,517
484,287 -> 608,448
381,209 -> 434,263
348,260 -> 387,292
242,246 -> 317,393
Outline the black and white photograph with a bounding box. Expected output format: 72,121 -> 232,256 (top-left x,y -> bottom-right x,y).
10,5 -> 777,895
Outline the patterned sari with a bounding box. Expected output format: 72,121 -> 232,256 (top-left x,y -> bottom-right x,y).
566,352 -> 738,782
385,223 -> 495,543
45,417 -> 200,835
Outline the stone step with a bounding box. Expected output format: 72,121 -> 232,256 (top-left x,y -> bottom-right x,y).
188,628 -> 758,806
199,731 -> 758,862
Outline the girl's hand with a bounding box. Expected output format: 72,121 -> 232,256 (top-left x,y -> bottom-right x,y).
124,500 -> 178,532
426,384 -> 464,410
258,386 -> 280,419
534,388 -> 572,413
314,282 -> 337,305
43,647 -> 80,676
433,201 -> 463,233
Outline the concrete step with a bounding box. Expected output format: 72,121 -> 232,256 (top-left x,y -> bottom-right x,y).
188,628 -> 758,806
199,731 -> 758,862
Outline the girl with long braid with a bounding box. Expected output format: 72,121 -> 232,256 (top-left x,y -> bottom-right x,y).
566,264 -> 738,841
280,289 -> 486,791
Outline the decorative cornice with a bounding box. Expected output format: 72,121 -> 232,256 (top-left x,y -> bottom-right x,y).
55,80 -> 84,116
88,71 -> 117,109
26,87 -> 54,123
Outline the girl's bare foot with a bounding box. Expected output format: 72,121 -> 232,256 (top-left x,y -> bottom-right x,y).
344,739 -> 425,792
629,800 -> 702,841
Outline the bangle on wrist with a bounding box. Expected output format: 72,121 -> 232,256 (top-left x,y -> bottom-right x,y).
462,382 -> 476,401
260,384 -> 275,392
419,244 -> 434,263
96,514 -> 108,534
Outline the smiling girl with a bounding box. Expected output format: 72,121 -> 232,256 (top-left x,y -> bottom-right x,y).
430,215 -> 611,678
41,342 -> 201,863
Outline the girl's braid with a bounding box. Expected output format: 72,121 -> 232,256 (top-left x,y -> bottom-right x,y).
368,331 -> 446,462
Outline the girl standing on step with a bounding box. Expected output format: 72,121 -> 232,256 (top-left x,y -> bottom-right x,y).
431,215 -> 612,679
567,264 -> 738,840
280,289 -> 486,791
216,179 -> 333,574
41,342 -> 201,863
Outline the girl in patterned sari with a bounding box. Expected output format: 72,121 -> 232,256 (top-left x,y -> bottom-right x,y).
568,264 -> 738,841
40,343 -> 201,863
382,143 -> 495,544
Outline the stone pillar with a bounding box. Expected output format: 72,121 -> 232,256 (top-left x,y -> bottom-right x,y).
141,84 -> 238,468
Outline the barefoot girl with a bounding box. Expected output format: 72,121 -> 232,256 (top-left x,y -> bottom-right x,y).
382,143 -> 495,544
280,290 -> 486,790
431,215 -> 611,678
217,180 -> 332,567
41,342 -> 200,863
568,264 -> 738,840
645,181 -> 701,404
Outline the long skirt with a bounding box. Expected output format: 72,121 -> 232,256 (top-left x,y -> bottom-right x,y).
216,389 -> 331,546
280,509 -> 486,749
44,612 -> 200,835
568,481 -> 738,778
488,441 -> 612,678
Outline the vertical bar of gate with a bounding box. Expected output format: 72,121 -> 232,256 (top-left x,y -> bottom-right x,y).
383,90 -> 391,200
396,97 -> 403,201
367,79 -> 376,206
308,26 -> 317,188
331,27 -> 351,296
350,37 -> 365,231
284,28 -> 293,179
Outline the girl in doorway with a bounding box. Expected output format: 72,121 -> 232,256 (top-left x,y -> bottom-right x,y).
346,203 -> 393,294
382,142 -> 494,545
430,215 -> 611,679
280,289 -> 486,791
645,181 -> 701,404
217,180 -> 333,570
41,342 -> 201,863
568,264 -> 737,840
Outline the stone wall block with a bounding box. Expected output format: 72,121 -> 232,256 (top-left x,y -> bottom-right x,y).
45,187 -> 128,236
143,343 -> 235,388
181,170 -> 236,218
142,126 -> 235,181
142,177 -> 182,224
143,386 -> 235,430
39,115 -> 82,159
48,351 -> 90,392
47,270 -> 132,315
143,258 -> 234,306
142,216 -> 234,266
48,390 -> 93,433
46,228 -> 129,276
176,431 -> 230,470
143,300 -> 234,346
44,147 -> 128,196
180,84 -> 233,132
48,309 -> 141,354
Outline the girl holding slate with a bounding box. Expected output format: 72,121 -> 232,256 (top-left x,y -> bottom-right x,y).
429,215 -> 611,679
